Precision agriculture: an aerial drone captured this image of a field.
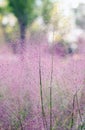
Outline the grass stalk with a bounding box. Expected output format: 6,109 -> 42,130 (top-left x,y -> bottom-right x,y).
39,45 -> 48,130
49,54 -> 54,130
49,27 -> 54,130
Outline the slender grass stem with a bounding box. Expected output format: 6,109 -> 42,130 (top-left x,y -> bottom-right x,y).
76,92 -> 83,124
71,94 -> 76,129
71,88 -> 83,130
50,54 -> 54,130
39,45 -> 48,130
49,27 -> 54,130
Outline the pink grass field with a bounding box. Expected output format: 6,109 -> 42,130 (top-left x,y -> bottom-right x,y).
0,39 -> 85,129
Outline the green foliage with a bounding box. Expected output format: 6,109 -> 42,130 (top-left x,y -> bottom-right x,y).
12,109 -> 28,129
0,7 -> 3,14
42,0 -> 53,24
78,122 -> 85,130
0,7 -> 8,16
8,0 -> 37,27
74,4 -> 85,30
0,0 -> 10,16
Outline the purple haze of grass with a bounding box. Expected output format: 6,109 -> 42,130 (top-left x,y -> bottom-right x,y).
0,41 -> 85,129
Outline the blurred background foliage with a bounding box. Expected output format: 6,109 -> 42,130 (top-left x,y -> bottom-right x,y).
0,0 -> 85,47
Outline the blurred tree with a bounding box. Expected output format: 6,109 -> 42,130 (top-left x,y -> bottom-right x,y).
8,0 -> 37,46
74,3 -> 85,30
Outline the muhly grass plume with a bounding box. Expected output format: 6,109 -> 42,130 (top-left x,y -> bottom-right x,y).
0,40 -> 85,129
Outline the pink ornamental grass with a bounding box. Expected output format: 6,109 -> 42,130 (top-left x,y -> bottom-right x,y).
0,42 -> 85,129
